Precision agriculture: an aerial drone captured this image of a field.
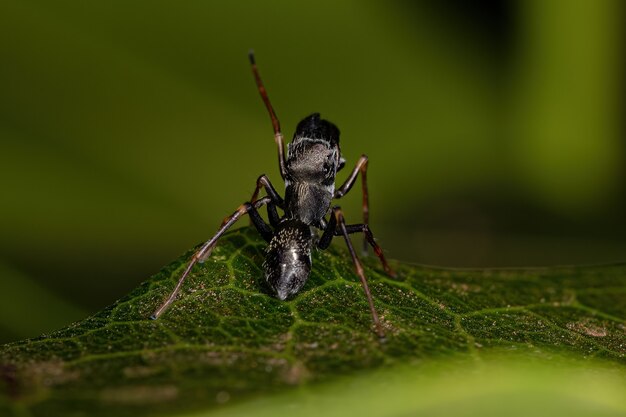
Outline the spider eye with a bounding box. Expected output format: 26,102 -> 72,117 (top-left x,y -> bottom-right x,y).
338,157 -> 346,171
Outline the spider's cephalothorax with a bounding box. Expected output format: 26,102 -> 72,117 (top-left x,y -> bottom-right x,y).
263,219 -> 312,300
151,52 -> 395,339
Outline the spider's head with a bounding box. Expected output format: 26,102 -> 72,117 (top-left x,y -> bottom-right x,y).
263,220 -> 312,300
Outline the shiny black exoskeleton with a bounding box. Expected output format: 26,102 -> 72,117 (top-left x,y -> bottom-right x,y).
264,113 -> 342,300
151,52 -> 395,338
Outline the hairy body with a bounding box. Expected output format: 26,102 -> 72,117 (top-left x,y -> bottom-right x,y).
151,52 -> 394,338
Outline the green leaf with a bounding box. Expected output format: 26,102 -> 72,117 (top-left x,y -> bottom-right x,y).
1,227 -> 625,417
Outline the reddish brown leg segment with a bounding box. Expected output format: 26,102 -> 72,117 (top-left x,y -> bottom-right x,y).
150,197 -> 272,320
250,174 -> 284,206
334,155 -> 370,253
249,51 -> 288,179
360,159 -> 369,253
333,207 -> 385,339
342,224 -> 396,278
249,174 -> 284,227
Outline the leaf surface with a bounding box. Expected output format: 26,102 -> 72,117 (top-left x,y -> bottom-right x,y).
1,227 -> 625,416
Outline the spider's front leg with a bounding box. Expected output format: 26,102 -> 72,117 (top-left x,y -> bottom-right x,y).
150,196 -> 273,320
333,155 -> 370,253
249,52 -> 288,180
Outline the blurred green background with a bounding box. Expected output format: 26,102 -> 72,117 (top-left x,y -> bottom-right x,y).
0,0 -> 624,343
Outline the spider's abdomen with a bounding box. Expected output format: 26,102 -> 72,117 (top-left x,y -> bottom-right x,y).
263,219 -> 313,300
283,113 -> 341,226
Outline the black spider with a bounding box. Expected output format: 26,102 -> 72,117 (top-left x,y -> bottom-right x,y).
151,52 -> 396,338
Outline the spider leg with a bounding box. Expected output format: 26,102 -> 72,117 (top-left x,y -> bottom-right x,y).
150,196 -> 273,320
333,155 -> 369,254
249,52 -> 288,179
339,224 -> 396,278
317,213 -> 336,250
319,206 -> 385,339
319,211 -> 395,276
250,174 -> 284,228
